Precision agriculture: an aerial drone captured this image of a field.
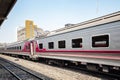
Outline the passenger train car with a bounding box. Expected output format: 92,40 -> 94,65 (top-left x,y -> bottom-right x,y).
0,11 -> 120,72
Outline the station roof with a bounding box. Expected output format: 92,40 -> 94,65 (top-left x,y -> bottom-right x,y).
0,0 -> 17,26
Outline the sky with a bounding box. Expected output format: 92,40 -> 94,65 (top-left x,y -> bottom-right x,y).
0,0 -> 120,43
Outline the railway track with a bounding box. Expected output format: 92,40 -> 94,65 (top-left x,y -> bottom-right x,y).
1,54 -> 120,80
0,58 -> 52,80
0,64 -> 18,80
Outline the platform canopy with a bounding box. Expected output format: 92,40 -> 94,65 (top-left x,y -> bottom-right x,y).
0,0 -> 17,26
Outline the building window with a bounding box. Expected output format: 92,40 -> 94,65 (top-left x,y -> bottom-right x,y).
39,43 -> 43,49
58,40 -> 66,48
48,42 -> 54,49
72,38 -> 82,48
92,35 -> 109,47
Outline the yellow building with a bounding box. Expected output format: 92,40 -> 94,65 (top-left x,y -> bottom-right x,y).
17,20 -> 44,41
25,20 -> 34,39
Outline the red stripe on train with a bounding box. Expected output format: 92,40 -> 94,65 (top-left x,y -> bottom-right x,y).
36,50 -> 120,53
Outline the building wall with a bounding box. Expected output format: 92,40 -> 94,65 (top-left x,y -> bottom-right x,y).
25,20 -> 34,39
17,20 -> 44,41
34,25 -> 45,37
17,28 -> 26,41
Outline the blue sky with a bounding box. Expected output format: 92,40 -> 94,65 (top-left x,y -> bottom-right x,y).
0,0 -> 120,43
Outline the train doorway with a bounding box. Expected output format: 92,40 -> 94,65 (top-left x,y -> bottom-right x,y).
30,41 -> 36,56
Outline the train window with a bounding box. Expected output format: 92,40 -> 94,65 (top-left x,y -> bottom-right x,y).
92,35 -> 109,47
19,46 -> 21,50
72,38 -> 82,48
58,40 -> 66,48
17,47 -> 19,50
48,42 -> 54,49
39,43 -> 43,49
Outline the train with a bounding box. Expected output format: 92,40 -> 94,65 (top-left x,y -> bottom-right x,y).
0,11 -> 120,72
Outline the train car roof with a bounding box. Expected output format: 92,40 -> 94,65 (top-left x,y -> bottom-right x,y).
0,0 -> 17,26
47,11 -> 120,37
6,40 -> 27,46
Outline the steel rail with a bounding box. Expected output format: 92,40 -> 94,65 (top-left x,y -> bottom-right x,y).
0,58 -> 44,80
0,64 -> 21,80
5,61 -> 43,80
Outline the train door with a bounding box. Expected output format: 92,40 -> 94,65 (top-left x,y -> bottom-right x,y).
30,41 -> 36,56
30,42 -> 33,55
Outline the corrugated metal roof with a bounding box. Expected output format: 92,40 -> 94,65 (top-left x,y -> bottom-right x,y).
0,0 -> 17,26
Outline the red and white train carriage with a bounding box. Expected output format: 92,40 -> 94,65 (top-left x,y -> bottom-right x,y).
0,11 -> 120,72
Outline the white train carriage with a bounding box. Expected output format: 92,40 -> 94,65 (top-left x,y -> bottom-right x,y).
34,11 -> 120,71
1,40 -> 30,57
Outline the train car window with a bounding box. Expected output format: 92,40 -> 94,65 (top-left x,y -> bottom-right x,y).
39,43 -> 43,49
92,35 -> 109,47
17,46 -> 19,50
48,42 -> 54,49
72,38 -> 82,48
58,40 -> 66,48
19,46 -> 21,50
